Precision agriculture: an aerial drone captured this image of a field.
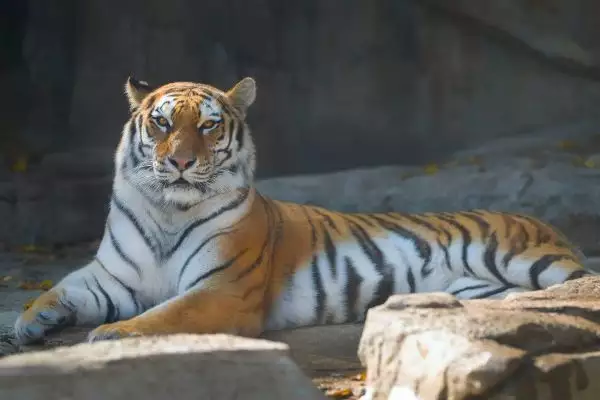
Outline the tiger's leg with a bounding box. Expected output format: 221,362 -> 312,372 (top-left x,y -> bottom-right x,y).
87,288 -> 264,342
14,258 -> 142,344
445,276 -> 529,300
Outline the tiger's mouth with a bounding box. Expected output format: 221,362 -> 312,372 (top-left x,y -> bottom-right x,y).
169,177 -> 193,188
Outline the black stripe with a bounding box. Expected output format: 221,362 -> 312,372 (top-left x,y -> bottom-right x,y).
107,225 -> 143,277
436,215 -> 476,276
166,189 -> 250,258
231,233 -> 270,283
437,238 -> 453,271
407,267 -> 416,293
92,275 -> 119,323
502,224 -> 529,268
352,214 -> 378,228
185,249 -> 248,291
529,254 -> 571,289
84,280 -> 101,310
234,119 -> 245,150
370,215 -> 433,278
344,256 -> 363,322
96,257 -> 141,314
111,195 -> 157,254
302,207 -> 326,325
565,269 -> 590,281
397,213 -> 439,232
367,274 -> 394,312
484,233 -> 511,285
311,255 -> 326,324
461,211 -> 491,240
126,118 -> 141,169
313,209 -> 341,234
321,222 -> 338,280
136,116 -> 147,158
472,285 -> 515,299
449,283 -> 490,296
499,212 -> 514,239
346,220 -> 395,310
348,221 -> 387,273
177,230 -> 234,288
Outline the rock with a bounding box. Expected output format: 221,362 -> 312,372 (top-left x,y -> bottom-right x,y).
39,147 -> 115,179
358,277 -> 600,400
419,0 -> 600,71
7,0 -> 600,178
0,334 -> 326,400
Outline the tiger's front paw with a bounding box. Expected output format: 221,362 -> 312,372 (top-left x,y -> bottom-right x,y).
87,322 -> 142,343
14,289 -> 76,345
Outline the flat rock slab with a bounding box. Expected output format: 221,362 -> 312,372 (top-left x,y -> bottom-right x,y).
0,333 -> 327,400
359,276 -> 600,400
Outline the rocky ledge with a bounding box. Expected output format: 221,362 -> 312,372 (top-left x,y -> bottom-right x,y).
359,275 -> 600,400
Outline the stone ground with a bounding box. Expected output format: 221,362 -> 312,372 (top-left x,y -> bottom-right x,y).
0,242 -> 368,399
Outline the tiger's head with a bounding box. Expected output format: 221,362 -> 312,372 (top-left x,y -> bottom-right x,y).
118,77 -> 257,207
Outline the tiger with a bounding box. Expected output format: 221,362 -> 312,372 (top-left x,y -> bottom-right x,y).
14,76 -> 593,344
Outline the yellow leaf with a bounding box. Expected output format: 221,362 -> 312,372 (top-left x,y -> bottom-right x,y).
467,156 -> 483,166
19,244 -> 39,253
558,140 -> 577,150
326,388 -> 353,399
352,371 -> 366,381
584,159 -> 597,168
11,155 -> 28,173
23,299 -> 35,311
423,163 -> 439,175
39,280 -> 53,291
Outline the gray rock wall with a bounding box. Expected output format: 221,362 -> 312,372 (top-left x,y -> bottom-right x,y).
9,0 -> 600,177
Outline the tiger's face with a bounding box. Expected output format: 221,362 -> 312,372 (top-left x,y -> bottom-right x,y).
120,77 -> 257,206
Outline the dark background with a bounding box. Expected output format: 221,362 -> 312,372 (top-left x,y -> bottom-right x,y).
1,0 -> 600,246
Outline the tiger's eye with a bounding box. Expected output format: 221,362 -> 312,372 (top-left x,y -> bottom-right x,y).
156,117 -> 169,127
202,120 -> 215,129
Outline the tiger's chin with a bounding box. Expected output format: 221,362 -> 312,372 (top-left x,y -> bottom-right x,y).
160,178 -> 211,209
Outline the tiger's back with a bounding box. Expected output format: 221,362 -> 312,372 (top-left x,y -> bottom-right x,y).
260,200 -> 587,330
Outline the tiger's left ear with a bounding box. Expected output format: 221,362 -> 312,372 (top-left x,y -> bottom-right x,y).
226,77 -> 256,116
125,76 -> 154,111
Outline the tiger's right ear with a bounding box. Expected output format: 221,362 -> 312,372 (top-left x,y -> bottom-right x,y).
125,76 -> 154,110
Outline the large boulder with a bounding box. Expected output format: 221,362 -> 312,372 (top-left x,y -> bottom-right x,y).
0,334 -> 326,400
358,276 -> 600,399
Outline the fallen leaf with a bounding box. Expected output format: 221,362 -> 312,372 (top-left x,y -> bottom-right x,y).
19,244 -> 39,253
23,299 -> 35,311
423,163 -> 439,175
326,388 -> 353,399
351,372 -> 366,381
557,140 -> 578,150
1,276 -> 12,282
467,156 -> 483,166
39,280 -> 53,290
18,280 -> 54,291
584,159 -> 596,168
11,155 -> 28,173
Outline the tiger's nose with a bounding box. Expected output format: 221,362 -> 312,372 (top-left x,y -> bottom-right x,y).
167,156 -> 196,171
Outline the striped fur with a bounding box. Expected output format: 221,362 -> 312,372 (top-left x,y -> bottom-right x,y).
14,77 -> 593,344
